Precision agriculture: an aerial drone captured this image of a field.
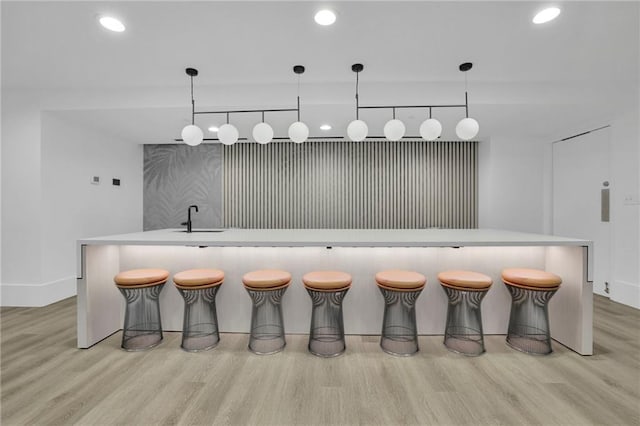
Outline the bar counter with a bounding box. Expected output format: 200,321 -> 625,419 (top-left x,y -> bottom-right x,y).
77,228 -> 593,354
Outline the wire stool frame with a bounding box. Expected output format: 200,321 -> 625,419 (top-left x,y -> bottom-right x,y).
245,286 -> 288,355
118,283 -> 165,351
378,286 -> 424,356
306,287 -> 349,357
505,284 -> 558,355
177,285 -> 221,352
442,286 -> 488,356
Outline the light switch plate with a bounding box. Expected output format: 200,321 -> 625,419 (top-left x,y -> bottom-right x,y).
623,194 -> 640,205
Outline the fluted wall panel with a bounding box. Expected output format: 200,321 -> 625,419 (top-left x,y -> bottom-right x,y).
223,141 -> 477,229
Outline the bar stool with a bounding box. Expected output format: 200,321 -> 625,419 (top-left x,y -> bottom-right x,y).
502,268 -> 562,355
438,270 -> 493,356
302,271 -> 352,357
375,269 -> 426,356
174,268 -> 225,352
114,268 -> 169,351
243,269 -> 291,355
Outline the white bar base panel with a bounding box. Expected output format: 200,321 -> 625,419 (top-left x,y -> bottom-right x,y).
77,244 -> 592,355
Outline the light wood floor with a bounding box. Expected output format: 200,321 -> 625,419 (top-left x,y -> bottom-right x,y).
1,296 -> 639,425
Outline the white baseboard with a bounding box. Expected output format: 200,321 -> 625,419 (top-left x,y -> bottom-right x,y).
611,280 -> 640,309
0,276 -> 77,307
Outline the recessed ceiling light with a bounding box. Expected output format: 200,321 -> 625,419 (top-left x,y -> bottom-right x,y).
208,126 -> 219,133
320,124 -> 332,131
314,10 -> 336,26
99,16 -> 125,32
533,7 -> 561,24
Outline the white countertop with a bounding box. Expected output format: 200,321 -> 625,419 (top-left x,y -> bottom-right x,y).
78,228 -> 591,247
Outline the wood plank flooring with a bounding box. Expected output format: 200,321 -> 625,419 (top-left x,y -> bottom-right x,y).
1,295 -> 639,425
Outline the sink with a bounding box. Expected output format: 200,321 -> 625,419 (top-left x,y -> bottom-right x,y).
175,229 -> 227,233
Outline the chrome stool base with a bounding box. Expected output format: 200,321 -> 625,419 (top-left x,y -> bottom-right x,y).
178,285 -> 221,352
119,283 -> 165,351
442,286 -> 488,356
505,285 -> 557,355
307,288 -> 349,357
246,287 -> 288,355
379,287 -> 423,356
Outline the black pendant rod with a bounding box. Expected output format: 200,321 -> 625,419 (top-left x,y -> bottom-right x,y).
185,68 -> 199,125
194,108 -> 298,115
190,75 -> 195,125
175,137 -> 249,142
174,135 -> 472,142
465,92 -> 469,118
356,71 -> 360,119
358,103 -> 467,110
294,65 -> 304,122
459,62 -> 473,118
351,63 -> 363,120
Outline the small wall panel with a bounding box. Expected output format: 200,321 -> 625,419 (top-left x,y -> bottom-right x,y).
143,144 -> 222,230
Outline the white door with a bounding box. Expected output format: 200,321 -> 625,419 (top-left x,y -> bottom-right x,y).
553,127 -> 611,296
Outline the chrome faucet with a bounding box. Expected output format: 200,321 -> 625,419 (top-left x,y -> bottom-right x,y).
182,205 -> 199,233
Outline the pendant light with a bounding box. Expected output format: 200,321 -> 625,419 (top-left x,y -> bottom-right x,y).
383,108 -> 406,141
352,61 -> 479,142
347,63 -> 368,141
178,65 -> 306,145
218,113 -> 239,145
253,111 -> 274,144
455,62 -> 479,140
181,68 -> 204,146
288,65 -> 309,143
419,108 -> 442,141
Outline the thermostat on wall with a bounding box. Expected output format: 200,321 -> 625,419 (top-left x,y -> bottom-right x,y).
91,176 -> 100,185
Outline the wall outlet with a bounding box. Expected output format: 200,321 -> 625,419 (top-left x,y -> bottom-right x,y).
90,176 -> 100,185
112,178 -> 121,186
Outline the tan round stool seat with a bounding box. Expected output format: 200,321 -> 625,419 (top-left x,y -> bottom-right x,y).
243,269 -> 292,290
114,269 -> 170,288
438,270 -> 493,291
375,269 -> 426,291
303,271 -> 352,291
502,268 -> 561,290
174,269 -> 224,289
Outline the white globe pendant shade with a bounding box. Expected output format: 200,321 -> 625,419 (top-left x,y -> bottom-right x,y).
253,122 -> 274,144
419,118 -> 442,141
218,123 -> 239,145
455,117 -> 480,140
288,121 -> 309,144
181,124 -> 204,146
383,119 -> 406,141
347,119 -> 368,141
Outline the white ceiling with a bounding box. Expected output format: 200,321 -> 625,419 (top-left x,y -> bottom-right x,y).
2,0 -> 639,143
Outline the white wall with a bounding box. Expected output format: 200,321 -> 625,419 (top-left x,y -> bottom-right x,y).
1,91 -> 43,290
2,84 -> 636,309
40,112 -> 142,297
609,108 -> 640,308
539,107 -> 640,309
478,136 -> 544,233
1,91 -> 143,306
479,121 -> 640,310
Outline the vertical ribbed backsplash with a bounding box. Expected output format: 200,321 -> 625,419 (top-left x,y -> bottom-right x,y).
222,141 -> 477,229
